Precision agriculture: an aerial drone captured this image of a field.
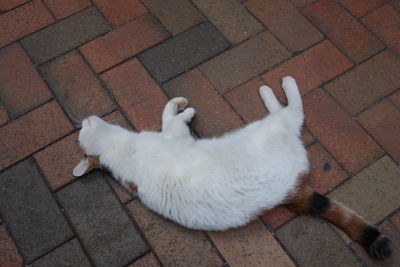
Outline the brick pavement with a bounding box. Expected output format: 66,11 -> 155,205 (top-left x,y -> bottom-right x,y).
0,0 -> 399,266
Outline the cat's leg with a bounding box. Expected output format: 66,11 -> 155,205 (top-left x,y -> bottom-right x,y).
282,76 -> 304,124
285,176 -> 393,260
259,85 -> 282,113
162,97 -> 195,139
162,97 -> 189,131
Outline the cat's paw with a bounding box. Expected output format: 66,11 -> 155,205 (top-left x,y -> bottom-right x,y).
282,76 -> 297,90
178,107 -> 196,122
259,85 -> 273,100
170,97 -> 189,111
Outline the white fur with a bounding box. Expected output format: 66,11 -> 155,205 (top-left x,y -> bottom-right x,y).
77,76 -> 309,231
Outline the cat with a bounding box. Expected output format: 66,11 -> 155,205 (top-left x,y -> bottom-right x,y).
73,76 -> 392,259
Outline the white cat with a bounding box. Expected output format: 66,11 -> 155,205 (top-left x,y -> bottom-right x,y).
73,77 -> 392,259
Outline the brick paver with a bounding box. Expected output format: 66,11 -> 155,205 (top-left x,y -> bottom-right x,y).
0,43 -> 52,119
246,0 -> 323,52
142,0 -> 204,35
43,0 -> 91,20
93,0 -> 147,26
21,7 -> 111,64
101,58 -> 168,131
127,200 -> 223,266
1,0 -> 400,265
303,0 -> 384,63
57,173 -> 148,267
80,14 -> 168,73
0,159 -> 73,263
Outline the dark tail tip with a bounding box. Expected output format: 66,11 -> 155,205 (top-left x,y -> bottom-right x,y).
369,236 -> 393,259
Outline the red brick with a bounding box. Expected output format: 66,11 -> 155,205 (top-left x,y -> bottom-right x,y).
390,90 -> 400,109
224,77 -> 268,123
325,51 -> 400,115
303,89 -> 382,173
0,101 -> 73,171
0,0 -> 29,11
307,143 -> 348,194
93,0 -> 147,26
362,4 -> 400,56
261,40 -> 352,100
0,105 -> 8,126
103,110 -> 132,131
0,225 -> 22,267
209,219 -> 295,266
163,69 -> 244,138
40,51 -> 115,121
301,128 -> 316,146
129,253 -> 160,267
0,0 -> 54,48
261,206 -> 296,230
357,100 -> 400,164
35,132 -> 80,190
101,58 -> 167,131
127,200 -> 223,266
80,14 -> 168,73
340,0 -> 387,17
246,0 -> 322,52
142,0 -> 204,35
303,0 -> 384,63
43,0 -> 91,20
0,44 -> 52,119
391,212 -> 400,232
289,0 -> 317,8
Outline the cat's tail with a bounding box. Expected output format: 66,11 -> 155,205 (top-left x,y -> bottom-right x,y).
285,178 -> 393,260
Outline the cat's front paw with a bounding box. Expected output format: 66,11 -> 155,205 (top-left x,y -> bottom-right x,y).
282,76 -> 297,89
170,97 -> 189,111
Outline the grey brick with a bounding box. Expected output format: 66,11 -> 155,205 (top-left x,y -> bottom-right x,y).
21,7 -> 111,64
0,159 -> 73,263
277,215 -> 362,267
30,239 -> 91,267
139,22 -> 230,83
57,172 -> 148,267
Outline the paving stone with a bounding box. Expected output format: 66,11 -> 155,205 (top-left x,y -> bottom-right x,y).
362,4 -> 400,56
0,0 -> 29,11
163,69 -> 244,137
277,215 -> 362,266
103,110 -> 132,130
0,43 -> 52,120
139,22 -> 230,83
0,225 -> 23,267
389,90 -> 400,109
57,172 -> 148,267
393,0 -> 400,11
303,0 -> 384,63
391,212 -> 400,232
289,0 -> 317,7
307,143 -> 348,194
40,51 -> 115,121
261,40 -> 352,100
261,206 -> 296,230
127,200 -> 223,267
351,221 -> 400,266
93,0 -> 147,26
340,0 -> 387,17
0,101 -> 73,171
0,159 -> 73,262
303,89 -> 382,173
357,100 -> 400,164
43,0 -> 91,19
101,58 -> 167,131
107,177 -> 135,204
209,219 -> 295,266
0,105 -> 8,126
30,238 -> 91,267
34,132 -> 80,191
80,14 -> 168,73
142,0 -> 204,35
21,7 -> 111,64
129,253 -> 160,267
325,51 -> 400,116
246,0 -> 322,52
329,156 -> 400,224
193,0 -> 263,44
0,0 -> 54,48
200,32 -> 290,93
